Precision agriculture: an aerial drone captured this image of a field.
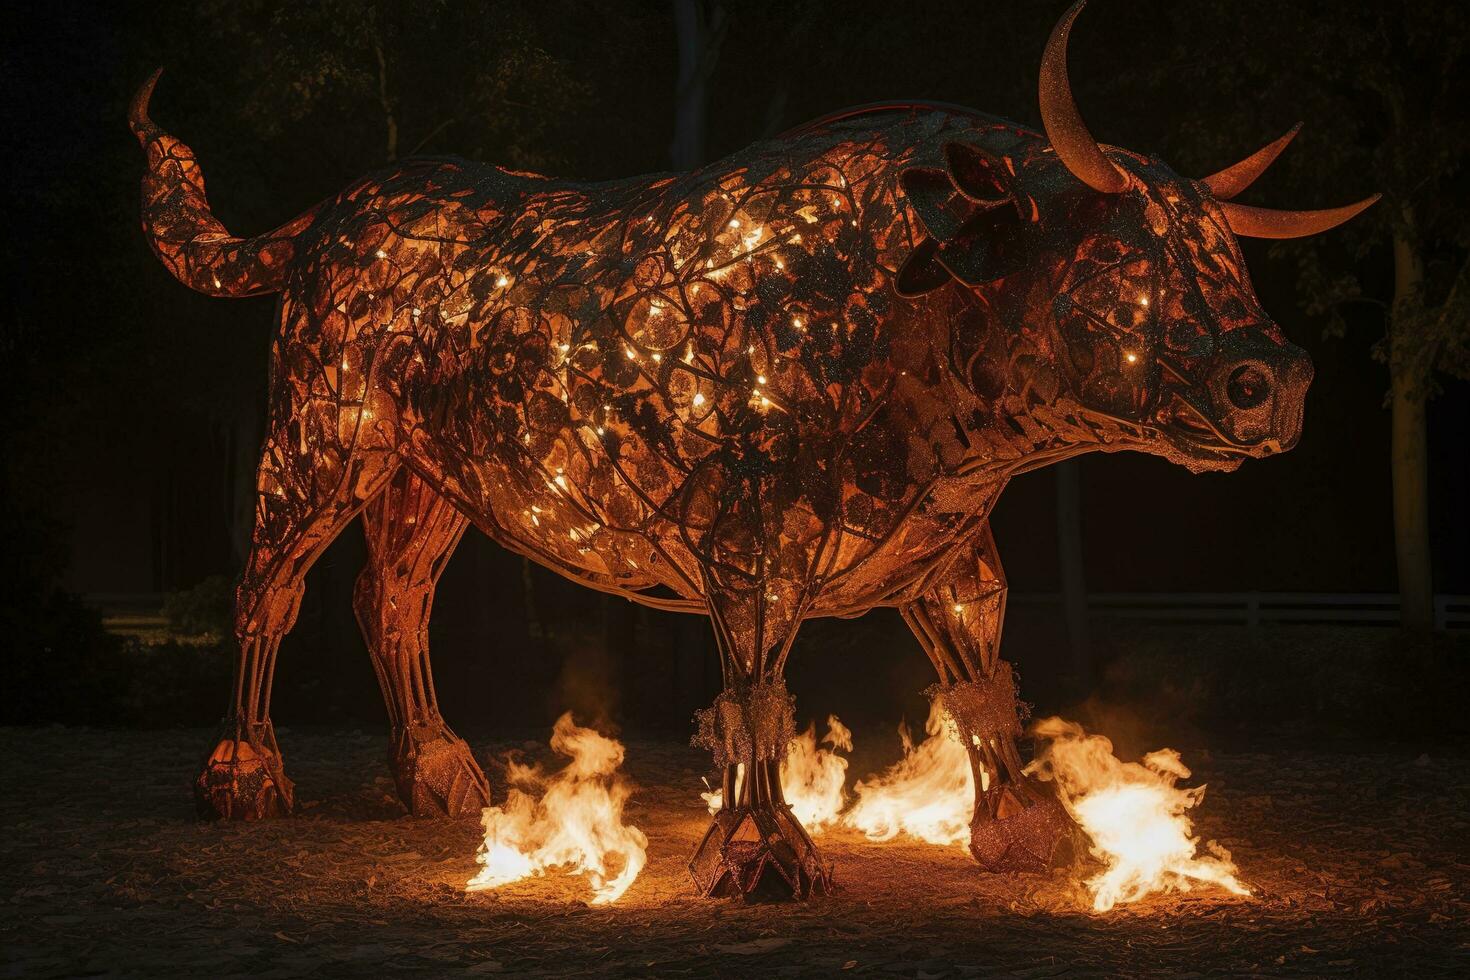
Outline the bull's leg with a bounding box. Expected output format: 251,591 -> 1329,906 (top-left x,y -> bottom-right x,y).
900,523 -> 1076,871
354,469 -> 489,817
688,585 -> 831,900
195,432 -> 395,820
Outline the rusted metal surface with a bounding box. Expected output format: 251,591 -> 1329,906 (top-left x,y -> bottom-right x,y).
133,0 -> 1370,897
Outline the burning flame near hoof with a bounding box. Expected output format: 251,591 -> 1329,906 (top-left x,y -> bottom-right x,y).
783,715 -> 853,829
701,715 -> 851,831
844,701 -> 974,847
1027,717 -> 1250,912
466,713 -> 647,905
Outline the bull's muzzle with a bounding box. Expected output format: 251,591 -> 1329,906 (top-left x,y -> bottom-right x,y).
1208,341 -> 1313,454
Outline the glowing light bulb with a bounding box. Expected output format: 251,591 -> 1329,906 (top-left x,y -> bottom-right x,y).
692,392 -> 706,407
953,603 -> 964,614
757,374 -> 767,385
1126,352 -> 1139,364
496,275 -> 510,288
375,249 -> 387,259
1138,295 -> 1149,306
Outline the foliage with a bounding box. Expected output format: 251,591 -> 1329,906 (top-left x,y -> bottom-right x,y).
1094,623 -> 1470,741
162,574 -> 234,638
3,589 -> 127,726
1158,0 -> 1470,400
192,0 -> 590,168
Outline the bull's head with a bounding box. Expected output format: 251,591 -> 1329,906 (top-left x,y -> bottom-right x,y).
898,0 -> 1376,473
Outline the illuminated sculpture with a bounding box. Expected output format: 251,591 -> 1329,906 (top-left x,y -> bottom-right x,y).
134,0 -> 1372,898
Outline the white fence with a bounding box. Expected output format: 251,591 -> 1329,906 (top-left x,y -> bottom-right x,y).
1008,592 -> 1470,630
88,591 -> 1470,634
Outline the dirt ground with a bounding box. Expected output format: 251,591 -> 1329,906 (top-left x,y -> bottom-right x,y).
3,726 -> 1468,978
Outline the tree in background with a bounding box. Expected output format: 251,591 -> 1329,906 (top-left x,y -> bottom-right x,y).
1163,0 -> 1469,629
194,0 -> 588,168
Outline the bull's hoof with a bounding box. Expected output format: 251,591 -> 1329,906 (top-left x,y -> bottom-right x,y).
689,804 -> 832,900
195,739 -> 293,820
390,725 -> 490,818
969,788 -> 1074,873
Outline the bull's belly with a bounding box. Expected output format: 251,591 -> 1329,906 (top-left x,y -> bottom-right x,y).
417,434 -> 986,617
419,448 -> 699,599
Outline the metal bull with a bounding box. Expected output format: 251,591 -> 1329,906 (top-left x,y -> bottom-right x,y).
133,0 -> 1372,898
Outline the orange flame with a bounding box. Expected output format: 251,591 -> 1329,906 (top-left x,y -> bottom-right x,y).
843,701 -> 975,847
466,713 -> 647,904
701,715 -> 851,831
783,715 -> 852,830
1027,717 -> 1250,912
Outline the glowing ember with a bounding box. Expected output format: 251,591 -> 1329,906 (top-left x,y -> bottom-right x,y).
466,713 -> 647,904
1027,717 -> 1249,912
701,715 -> 851,831
843,701 -> 974,847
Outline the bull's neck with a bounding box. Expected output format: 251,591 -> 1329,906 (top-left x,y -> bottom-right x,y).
950,393 -> 1143,481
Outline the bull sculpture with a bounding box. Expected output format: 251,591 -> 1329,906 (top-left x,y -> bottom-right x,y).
134,0 -> 1372,899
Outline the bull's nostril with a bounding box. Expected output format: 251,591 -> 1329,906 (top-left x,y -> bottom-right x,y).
1226,364 -> 1269,409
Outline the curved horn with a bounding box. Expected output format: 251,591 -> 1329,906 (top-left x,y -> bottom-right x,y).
1201,124 -> 1301,199
1220,195 -> 1381,239
1040,0 -> 1129,194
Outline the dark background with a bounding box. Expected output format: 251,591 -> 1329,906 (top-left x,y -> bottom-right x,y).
3,0 -> 1466,744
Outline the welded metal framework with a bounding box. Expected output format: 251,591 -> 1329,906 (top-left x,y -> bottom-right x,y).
135,0 -> 1369,896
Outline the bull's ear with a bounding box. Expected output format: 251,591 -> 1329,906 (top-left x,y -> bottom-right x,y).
943,142 -> 1015,204
896,142 -> 1030,297
900,167 -> 971,241
895,238 -> 952,297
934,207 -> 1029,287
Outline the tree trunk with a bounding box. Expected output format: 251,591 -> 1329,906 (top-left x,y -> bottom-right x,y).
1391,233 -> 1434,631
369,16 -> 398,162
1055,460 -> 1090,688
521,556 -> 547,654
670,0 -> 726,171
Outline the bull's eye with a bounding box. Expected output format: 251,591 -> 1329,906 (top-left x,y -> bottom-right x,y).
1226,365 -> 1269,409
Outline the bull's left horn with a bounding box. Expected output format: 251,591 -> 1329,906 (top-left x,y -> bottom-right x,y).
1219,195 -> 1381,239
1201,124 -> 1301,200
1040,0 -> 1129,194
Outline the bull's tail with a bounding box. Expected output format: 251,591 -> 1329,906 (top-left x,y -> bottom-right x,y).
131,70 -> 315,297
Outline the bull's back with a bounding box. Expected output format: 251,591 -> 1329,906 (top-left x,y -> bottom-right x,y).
279,115 -> 996,608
